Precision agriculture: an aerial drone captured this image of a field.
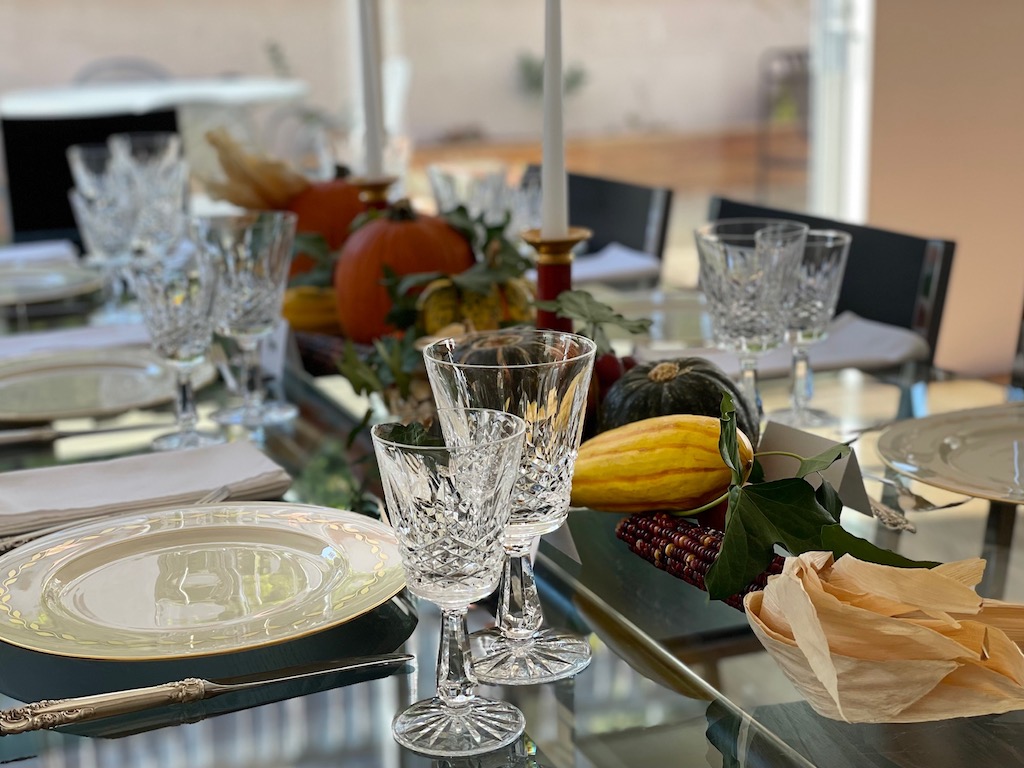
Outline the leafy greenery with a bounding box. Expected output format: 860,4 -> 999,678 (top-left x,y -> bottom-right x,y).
381,205 -> 533,331
336,331 -> 421,400
535,289 -> 653,354
702,394 -> 937,600
517,52 -> 588,98
287,233 -> 333,288
375,420 -> 444,447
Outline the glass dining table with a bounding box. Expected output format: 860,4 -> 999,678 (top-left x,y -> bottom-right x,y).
1,286 -> 1022,768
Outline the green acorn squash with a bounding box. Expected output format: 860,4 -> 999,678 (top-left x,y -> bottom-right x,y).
599,358 -> 760,447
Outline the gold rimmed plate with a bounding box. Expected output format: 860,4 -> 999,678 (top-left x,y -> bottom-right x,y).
0,347 -> 216,423
877,402 -> 1024,503
0,264 -> 104,307
0,503 -> 414,701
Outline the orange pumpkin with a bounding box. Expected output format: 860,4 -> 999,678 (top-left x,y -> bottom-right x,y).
334,202 -> 476,343
286,179 -> 367,276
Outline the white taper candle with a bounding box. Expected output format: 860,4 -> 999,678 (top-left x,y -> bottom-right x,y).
541,0 -> 568,238
358,0 -> 385,178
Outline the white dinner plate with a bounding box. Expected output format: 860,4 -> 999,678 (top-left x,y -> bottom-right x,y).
0,264 -> 104,307
877,403 -> 1024,503
0,503 -> 405,660
0,347 -> 216,423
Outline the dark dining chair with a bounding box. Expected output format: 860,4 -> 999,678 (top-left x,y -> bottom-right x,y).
522,164 -> 673,287
708,196 -> 955,365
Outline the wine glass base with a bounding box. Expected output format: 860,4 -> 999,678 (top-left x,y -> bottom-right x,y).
392,696 -> 524,758
151,430 -> 224,452
471,627 -> 592,686
768,407 -> 839,430
212,401 -> 298,429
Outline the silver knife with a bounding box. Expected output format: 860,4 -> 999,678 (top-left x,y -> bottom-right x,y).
0,422 -> 172,446
0,652 -> 414,736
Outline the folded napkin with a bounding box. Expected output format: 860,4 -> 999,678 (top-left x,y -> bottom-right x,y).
746,552 -> 1024,723
636,312 -> 931,376
0,440 -> 292,536
0,240 -> 78,267
0,322 -> 151,362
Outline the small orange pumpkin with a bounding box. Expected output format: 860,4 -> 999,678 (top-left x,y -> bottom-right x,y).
286,179 -> 367,277
334,201 -> 476,343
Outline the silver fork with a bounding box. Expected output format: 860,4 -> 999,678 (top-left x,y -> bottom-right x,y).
0,485 -> 232,556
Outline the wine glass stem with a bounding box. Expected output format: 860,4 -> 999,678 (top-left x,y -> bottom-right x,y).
496,540 -> 543,640
790,345 -> 813,414
173,367 -> 199,437
105,263 -> 125,312
236,339 -> 264,414
436,608 -> 477,708
738,356 -> 762,417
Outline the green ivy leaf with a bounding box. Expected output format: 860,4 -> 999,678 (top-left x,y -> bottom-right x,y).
376,420 -> 444,447
451,263 -> 501,295
795,445 -> 851,478
534,289 -> 652,354
287,233 -> 334,288
820,525 -> 939,569
705,478 -> 836,600
337,341 -> 384,397
718,393 -> 744,487
815,478 -> 843,523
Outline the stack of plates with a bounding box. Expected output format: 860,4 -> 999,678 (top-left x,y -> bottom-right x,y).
0,502 -> 415,710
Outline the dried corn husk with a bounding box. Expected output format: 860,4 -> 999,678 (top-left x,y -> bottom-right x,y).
203,128 -> 309,209
745,552 -> 1024,723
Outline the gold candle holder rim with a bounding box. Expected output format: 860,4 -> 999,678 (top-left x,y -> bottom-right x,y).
350,176 -> 399,205
521,227 -> 593,265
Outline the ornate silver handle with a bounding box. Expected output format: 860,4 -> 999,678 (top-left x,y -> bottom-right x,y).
0,679 -> 207,736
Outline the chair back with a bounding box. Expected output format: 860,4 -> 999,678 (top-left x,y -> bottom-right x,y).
523,165 -> 673,258
708,197 -> 955,363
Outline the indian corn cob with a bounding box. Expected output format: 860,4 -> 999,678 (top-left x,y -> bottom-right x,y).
615,512 -> 784,611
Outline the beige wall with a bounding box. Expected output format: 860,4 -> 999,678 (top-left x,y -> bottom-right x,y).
0,0 -> 809,143
868,0 -> 1024,376
400,0 -> 810,141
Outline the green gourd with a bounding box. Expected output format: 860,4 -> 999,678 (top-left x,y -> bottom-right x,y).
599,358 -> 760,447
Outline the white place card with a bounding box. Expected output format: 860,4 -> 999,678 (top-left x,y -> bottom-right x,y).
756,421 -> 873,517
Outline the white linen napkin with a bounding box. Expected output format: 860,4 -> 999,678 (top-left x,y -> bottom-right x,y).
0,323 -> 151,362
0,441 -> 292,536
635,312 -> 931,377
0,240 -> 78,268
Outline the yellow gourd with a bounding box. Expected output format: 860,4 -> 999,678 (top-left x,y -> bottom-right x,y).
282,286 -> 342,335
570,414 -> 753,514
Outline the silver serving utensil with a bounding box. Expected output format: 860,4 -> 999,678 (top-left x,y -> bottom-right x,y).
0,422 -> 175,447
0,485 -> 232,556
0,653 -> 414,736
869,498 -> 917,533
864,473 -> 971,513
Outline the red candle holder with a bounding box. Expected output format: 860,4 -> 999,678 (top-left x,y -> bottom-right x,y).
522,226 -> 592,333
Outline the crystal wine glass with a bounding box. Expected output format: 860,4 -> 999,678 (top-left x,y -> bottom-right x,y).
109,131 -> 189,258
423,329 -> 596,686
67,143 -> 138,323
126,244 -> 223,451
694,218 -> 808,416
372,408 -> 527,757
191,211 -> 298,428
771,229 -> 852,428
